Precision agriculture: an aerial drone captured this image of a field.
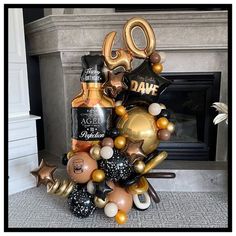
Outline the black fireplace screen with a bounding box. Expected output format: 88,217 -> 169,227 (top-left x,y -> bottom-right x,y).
158,72 -> 221,161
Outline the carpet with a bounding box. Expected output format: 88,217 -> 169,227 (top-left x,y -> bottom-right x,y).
8,185 -> 228,229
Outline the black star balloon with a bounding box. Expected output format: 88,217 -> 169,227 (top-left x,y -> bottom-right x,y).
94,180 -> 113,201
123,59 -> 171,107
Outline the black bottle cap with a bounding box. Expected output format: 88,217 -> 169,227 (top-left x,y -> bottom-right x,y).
81,55 -> 105,83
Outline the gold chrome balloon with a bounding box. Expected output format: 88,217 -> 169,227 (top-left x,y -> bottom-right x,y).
152,63 -> 163,74
94,196 -> 108,208
123,17 -> 156,58
127,176 -> 149,195
134,160 -> 146,173
102,31 -> 133,71
67,150 -> 75,160
92,169 -> 105,183
89,145 -> 101,160
167,122 -> 175,133
114,136 -> 126,149
142,151 -> 168,174
117,107 -> 159,154
115,210 -> 128,225
47,179 -> 74,198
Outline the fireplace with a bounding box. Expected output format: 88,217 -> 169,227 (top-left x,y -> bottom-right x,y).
158,72 -> 221,161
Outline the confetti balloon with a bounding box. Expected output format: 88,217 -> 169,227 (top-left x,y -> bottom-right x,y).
68,185 -> 96,218
99,149 -> 132,182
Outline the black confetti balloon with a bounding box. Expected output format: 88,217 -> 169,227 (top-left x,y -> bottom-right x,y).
99,149 -> 132,182
68,185 -> 96,218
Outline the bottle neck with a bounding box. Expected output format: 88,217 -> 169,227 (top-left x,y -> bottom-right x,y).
81,82 -> 102,90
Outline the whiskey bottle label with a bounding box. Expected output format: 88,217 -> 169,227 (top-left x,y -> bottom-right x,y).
71,107 -> 113,141
80,68 -> 105,83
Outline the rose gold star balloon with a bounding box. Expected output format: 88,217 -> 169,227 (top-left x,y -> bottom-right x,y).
103,72 -> 127,98
31,159 -> 57,187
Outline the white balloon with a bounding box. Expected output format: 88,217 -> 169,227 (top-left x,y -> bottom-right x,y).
115,100 -> 123,107
133,192 -> 151,210
104,202 -> 118,217
159,52 -> 166,63
100,146 -> 114,160
148,103 -> 162,116
86,180 -> 95,194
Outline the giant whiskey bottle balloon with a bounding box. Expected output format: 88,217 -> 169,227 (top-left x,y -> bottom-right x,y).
71,55 -> 114,152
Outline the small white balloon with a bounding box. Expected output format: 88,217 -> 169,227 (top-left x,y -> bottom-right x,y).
104,202 -> 118,217
159,52 -> 166,63
148,103 -> 162,116
133,192 -> 151,210
159,103 -> 166,110
115,100 -> 123,107
100,146 -> 114,160
86,180 -> 95,194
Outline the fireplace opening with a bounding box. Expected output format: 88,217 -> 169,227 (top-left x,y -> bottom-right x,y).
158,72 -> 221,161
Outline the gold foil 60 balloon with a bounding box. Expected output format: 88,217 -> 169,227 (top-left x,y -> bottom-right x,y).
102,31 -> 133,71
123,17 -> 156,59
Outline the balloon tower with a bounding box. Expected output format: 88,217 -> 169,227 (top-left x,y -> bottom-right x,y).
31,17 -> 176,225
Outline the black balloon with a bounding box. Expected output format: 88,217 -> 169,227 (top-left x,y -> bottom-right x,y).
99,149 -> 132,182
94,180 -> 113,200
68,185 -> 96,218
106,127 -> 120,138
157,109 -> 171,119
123,59 -> 171,107
119,172 -> 141,187
62,153 -> 68,166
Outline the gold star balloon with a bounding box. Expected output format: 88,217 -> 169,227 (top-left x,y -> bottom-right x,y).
31,159 -> 57,187
103,71 -> 127,98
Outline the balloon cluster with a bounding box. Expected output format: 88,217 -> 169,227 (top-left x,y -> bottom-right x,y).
31,17 -> 176,225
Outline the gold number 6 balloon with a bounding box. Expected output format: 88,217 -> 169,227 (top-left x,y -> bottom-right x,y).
102,31 -> 133,71
123,17 -> 156,59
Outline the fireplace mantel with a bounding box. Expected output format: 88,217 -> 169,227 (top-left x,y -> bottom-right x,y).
25,11 -> 227,55
25,10 -> 228,161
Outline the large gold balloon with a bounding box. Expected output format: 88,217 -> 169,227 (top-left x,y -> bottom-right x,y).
102,31 -> 133,71
123,17 -> 156,59
117,107 -> 159,154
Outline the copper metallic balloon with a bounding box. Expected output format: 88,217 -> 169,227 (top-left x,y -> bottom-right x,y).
123,17 -> 156,58
150,51 -> 161,64
67,152 -> 98,184
117,107 -> 159,154
167,122 -> 175,133
102,31 -> 133,71
101,137 -> 114,148
152,63 -> 163,74
156,117 -> 169,129
115,210 -> 128,225
108,186 -> 133,213
158,129 -> 171,141
92,169 -> 106,182
114,136 -> 126,149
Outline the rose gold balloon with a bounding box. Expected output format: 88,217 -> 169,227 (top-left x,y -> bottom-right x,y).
67,152 -> 98,184
101,137 -> 114,148
108,186 -> 133,213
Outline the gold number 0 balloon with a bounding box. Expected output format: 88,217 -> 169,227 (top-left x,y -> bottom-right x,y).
123,17 -> 156,59
102,31 -> 133,71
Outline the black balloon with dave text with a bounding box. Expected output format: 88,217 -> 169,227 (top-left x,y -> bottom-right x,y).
123,59 -> 172,107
